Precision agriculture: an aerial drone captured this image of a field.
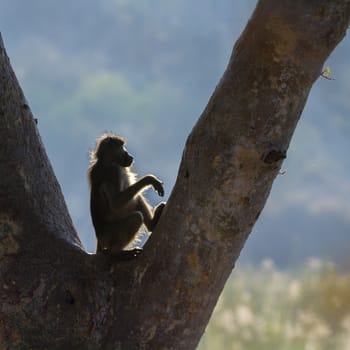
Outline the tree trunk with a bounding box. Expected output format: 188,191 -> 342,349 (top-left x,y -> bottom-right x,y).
1,1 -> 349,349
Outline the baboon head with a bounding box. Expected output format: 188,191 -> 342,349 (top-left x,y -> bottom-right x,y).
92,133 -> 134,167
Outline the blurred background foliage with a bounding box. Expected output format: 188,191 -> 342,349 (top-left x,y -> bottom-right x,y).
199,260 -> 350,350
1,0 -> 349,348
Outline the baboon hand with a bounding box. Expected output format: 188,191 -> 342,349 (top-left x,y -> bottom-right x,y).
152,177 -> 164,197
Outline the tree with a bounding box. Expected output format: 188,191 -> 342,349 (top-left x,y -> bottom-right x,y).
1,1 -> 349,349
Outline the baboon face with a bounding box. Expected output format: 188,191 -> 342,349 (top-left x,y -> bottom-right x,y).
119,146 -> 134,167
101,136 -> 133,167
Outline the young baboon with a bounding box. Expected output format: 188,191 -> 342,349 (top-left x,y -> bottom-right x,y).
88,133 -> 165,256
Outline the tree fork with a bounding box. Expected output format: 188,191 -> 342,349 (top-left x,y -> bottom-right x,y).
1,1 -> 350,349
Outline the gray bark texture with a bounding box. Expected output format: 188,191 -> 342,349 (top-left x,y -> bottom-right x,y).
1,1 -> 350,349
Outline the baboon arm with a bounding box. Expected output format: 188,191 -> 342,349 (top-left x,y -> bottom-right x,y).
137,197 -> 153,229
101,176 -> 155,210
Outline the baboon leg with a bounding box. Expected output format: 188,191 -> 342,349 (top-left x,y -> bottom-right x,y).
96,211 -> 144,253
109,211 -> 144,252
112,248 -> 143,260
152,202 -> 165,228
96,240 -> 103,253
139,198 -> 166,232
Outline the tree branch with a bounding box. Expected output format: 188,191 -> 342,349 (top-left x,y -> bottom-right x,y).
123,1 -> 350,348
0,33 -> 81,250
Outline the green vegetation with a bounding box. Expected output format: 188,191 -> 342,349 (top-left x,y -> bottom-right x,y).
199,260 -> 350,350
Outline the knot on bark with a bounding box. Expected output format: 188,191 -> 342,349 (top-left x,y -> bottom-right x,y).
262,148 -> 286,164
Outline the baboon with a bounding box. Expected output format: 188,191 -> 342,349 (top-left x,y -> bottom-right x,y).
88,133 -> 165,256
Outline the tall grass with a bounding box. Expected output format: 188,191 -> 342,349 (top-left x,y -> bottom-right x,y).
198,259 -> 350,350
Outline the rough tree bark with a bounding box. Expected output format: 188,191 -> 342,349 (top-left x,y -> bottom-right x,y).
1,1 -> 349,349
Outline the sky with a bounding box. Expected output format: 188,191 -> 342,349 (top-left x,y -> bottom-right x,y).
1,0 -> 350,268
